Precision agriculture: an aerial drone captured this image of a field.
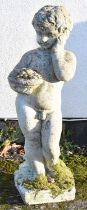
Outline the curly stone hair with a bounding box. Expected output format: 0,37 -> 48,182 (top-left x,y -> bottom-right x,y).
32,5 -> 73,39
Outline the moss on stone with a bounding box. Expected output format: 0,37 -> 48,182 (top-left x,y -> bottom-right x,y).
52,159 -> 75,189
23,156 -> 87,200
23,174 -> 62,197
23,159 -> 75,197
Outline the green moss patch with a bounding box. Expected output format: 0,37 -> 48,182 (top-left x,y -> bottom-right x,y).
23,155 -> 87,200
23,159 -> 75,197
0,160 -> 22,204
66,155 -> 87,200
0,160 -> 20,174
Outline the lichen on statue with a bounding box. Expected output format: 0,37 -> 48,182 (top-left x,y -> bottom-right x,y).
8,5 -> 76,204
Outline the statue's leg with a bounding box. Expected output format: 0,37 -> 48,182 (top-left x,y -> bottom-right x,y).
16,94 -> 45,178
41,110 -> 62,168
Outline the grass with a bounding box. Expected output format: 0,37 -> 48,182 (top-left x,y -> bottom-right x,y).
0,154 -> 87,204
0,120 -> 87,209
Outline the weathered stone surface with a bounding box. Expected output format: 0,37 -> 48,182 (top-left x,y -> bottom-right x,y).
8,5 -> 76,204
32,5 -> 73,40
15,183 -> 76,205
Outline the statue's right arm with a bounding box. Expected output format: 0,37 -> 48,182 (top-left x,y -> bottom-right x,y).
51,40 -> 76,82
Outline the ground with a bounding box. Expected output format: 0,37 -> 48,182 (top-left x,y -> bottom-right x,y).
0,120 -> 87,209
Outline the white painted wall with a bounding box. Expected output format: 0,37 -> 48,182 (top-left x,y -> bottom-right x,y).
0,0 -> 87,119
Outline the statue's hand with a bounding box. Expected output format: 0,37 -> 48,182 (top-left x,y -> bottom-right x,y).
51,39 -> 64,58
51,33 -> 69,52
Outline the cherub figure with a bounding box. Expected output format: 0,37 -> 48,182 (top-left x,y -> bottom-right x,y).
8,5 -> 76,180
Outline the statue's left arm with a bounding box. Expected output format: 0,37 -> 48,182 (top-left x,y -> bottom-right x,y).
51,43 -> 76,81
8,52 -> 32,93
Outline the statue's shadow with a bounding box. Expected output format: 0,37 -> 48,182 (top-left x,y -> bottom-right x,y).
66,21 -> 87,82
62,21 -> 87,119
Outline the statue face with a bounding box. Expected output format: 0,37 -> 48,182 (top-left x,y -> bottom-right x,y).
36,32 -> 56,49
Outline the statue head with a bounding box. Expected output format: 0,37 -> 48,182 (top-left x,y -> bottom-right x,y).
32,5 -> 73,49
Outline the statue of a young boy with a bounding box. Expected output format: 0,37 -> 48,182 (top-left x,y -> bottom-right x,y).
8,5 -> 76,180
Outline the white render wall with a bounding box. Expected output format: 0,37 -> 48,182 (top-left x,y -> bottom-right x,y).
0,0 -> 87,119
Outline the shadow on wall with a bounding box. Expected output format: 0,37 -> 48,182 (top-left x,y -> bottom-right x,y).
62,21 -> 87,118
66,21 -> 87,81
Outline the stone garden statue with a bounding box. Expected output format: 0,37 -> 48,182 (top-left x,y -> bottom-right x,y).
8,5 -> 76,205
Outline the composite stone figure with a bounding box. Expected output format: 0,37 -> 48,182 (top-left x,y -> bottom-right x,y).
8,5 -> 76,205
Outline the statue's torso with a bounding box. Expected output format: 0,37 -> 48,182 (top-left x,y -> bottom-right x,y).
10,48 -> 64,111
22,48 -> 64,110
26,48 -> 57,82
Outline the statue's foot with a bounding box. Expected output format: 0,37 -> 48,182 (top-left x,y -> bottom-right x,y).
45,159 -> 75,190
14,161 -> 39,185
14,160 -> 46,186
